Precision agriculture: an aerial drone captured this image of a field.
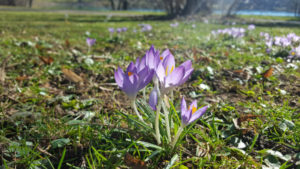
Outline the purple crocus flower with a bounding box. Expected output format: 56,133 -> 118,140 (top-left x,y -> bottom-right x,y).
116,28 -> 122,33
248,24 -> 255,30
114,61 -> 154,100
289,46 -> 300,59
170,22 -> 179,27
122,27 -> 128,32
181,97 -> 207,126
139,24 -> 152,32
155,52 -> 193,93
108,28 -> 114,33
86,38 -> 96,47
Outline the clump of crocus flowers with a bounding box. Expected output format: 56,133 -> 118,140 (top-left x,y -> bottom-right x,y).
114,45 -> 208,147
211,27 -> 246,38
260,32 -> 300,60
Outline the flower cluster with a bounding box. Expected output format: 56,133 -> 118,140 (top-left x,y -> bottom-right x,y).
211,24 -> 255,39
139,24 -> 152,32
211,27 -> 246,38
260,32 -> 300,60
108,27 -> 128,34
114,45 -> 207,147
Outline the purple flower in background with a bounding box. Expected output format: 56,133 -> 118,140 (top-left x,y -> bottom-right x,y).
139,24 -> 152,32
181,97 -> 207,126
170,22 -> 179,27
155,52 -> 193,93
289,46 -> 300,59
86,38 -> 96,47
280,38 -> 291,47
114,61 -> 154,100
265,39 -> 273,54
248,24 -> 255,30
116,28 -> 122,33
108,28 -> 114,33
122,27 -> 128,32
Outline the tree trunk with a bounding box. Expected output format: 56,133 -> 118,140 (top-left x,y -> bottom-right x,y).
8,0 -> 16,6
110,0 -> 115,10
122,0 -> 128,10
28,0 -> 33,8
226,0 -> 240,17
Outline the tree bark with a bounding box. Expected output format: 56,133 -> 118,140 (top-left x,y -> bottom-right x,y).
28,0 -> 33,8
110,0 -> 115,10
226,0 -> 240,17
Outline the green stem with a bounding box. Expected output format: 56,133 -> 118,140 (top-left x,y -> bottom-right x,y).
131,100 -> 145,123
155,101 -> 161,145
161,95 -> 171,143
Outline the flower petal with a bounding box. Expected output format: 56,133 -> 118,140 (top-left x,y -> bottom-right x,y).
149,88 -> 158,110
122,74 -> 139,99
188,106 -> 208,124
114,67 -> 124,88
165,66 -> 185,88
156,62 -> 165,83
162,52 -> 175,72
181,97 -> 191,126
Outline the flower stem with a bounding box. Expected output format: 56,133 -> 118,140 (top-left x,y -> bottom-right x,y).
171,126 -> 184,149
161,95 -> 171,143
155,101 -> 161,145
131,100 -> 145,123
154,78 -> 161,145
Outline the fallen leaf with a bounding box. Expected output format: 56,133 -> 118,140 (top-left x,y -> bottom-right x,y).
16,75 -> 29,81
38,56 -> 54,65
62,68 -> 84,83
263,67 -> 274,78
125,153 -> 147,169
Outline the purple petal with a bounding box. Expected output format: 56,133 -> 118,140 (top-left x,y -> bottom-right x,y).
179,67 -> 193,85
122,74 -> 139,99
180,60 -> 192,70
149,88 -> 158,110
161,49 -> 171,59
165,66 -> 185,88
162,52 -> 175,72
155,62 -> 165,83
137,69 -> 154,90
181,97 -> 189,125
188,106 -> 208,124
189,100 -> 198,110
114,67 -> 124,88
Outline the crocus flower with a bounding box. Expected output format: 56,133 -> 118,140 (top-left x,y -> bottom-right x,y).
122,27 -> 128,32
139,24 -> 152,32
248,24 -> 255,30
289,46 -> 300,59
86,38 -> 96,47
181,97 -> 207,126
115,61 -> 154,100
170,22 -> 179,27
117,28 -> 122,33
108,28 -> 114,33
156,52 -> 193,93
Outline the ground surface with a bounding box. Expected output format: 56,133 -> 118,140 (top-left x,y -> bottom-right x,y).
0,11 -> 299,169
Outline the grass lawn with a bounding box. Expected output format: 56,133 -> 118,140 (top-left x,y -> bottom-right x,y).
0,11 -> 299,168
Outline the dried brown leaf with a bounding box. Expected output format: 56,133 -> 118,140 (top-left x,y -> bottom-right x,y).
62,68 -> 84,83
